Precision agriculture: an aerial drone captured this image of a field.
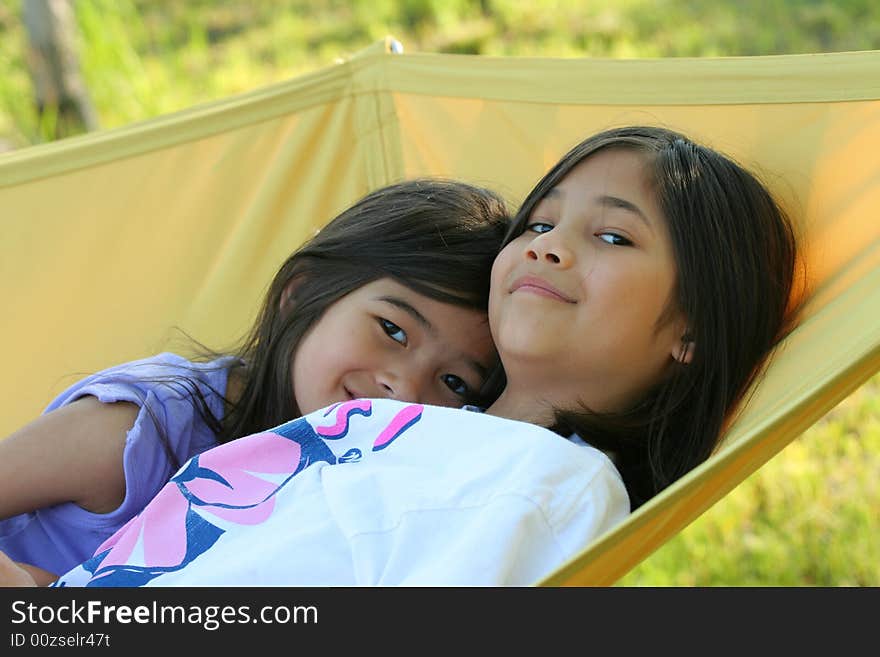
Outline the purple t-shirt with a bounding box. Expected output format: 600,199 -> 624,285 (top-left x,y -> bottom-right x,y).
0,352 -> 233,576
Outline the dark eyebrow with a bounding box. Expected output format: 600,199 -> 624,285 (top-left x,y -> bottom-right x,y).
379,295 -> 489,382
376,296 -> 435,334
466,359 -> 489,381
543,188 -> 651,230
598,194 -> 653,232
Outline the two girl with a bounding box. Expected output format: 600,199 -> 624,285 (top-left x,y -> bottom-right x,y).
32,125 -> 800,587
0,179 -> 511,582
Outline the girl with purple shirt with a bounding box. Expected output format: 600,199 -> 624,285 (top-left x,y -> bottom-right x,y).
0,179 -> 510,582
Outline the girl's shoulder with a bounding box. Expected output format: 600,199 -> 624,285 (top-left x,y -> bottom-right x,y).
116,352 -> 236,378
44,352 -> 236,413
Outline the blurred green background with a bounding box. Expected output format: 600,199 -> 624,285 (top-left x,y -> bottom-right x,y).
1,0 -> 878,585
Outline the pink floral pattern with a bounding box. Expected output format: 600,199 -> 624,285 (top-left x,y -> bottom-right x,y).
70,400 -> 424,587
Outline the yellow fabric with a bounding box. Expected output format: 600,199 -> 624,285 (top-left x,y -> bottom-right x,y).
2,38 -> 879,585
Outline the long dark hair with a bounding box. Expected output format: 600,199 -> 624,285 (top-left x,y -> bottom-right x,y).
210,178 -> 510,442
123,179 -> 508,471
497,126 -> 801,509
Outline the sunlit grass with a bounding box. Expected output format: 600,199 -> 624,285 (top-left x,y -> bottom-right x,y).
4,0 -> 880,145
621,373 -> 880,586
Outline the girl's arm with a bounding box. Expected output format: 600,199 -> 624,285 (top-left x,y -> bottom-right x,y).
11,558 -> 55,586
0,550 -> 38,587
0,395 -> 137,519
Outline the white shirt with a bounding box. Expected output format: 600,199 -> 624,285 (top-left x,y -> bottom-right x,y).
54,399 -> 630,587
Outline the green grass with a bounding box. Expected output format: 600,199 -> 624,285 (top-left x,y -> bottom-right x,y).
620,376 -> 880,586
4,0 -> 880,145
1,0 -> 878,585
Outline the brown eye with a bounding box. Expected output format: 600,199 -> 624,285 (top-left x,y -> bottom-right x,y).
527,222 -> 554,234
597,232 -> 633,246
441,374 -> 469,397
379,318 -> 407,346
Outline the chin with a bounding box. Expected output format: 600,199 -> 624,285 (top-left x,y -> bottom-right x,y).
497,325 -> 557,359
295,397 -> 323,415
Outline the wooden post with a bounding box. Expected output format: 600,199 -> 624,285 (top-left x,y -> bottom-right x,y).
22,0 -> 99,139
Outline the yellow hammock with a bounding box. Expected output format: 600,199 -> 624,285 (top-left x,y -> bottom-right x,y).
2,38 -> 878,586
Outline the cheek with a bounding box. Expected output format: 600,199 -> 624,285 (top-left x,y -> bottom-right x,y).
583,268 -> 663,335
290,332 -> 321,399
488,247 -> 515,315
489,248 -> 509,288
469,323 -> 497,365
292,317 -> 343,389
292,333 -> 317,376
603,258 -> 672,307
609,274 -> 677,351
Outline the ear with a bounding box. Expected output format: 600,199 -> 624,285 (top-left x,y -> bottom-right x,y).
279,275 -> 307,312
672,333 -> 695,365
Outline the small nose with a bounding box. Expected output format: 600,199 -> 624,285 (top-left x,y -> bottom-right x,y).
525,232 -> 574,267
376,369 -> 422,403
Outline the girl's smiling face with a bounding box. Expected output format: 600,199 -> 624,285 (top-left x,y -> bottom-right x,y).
488,148 -> 690,423
291,278 -> 496,415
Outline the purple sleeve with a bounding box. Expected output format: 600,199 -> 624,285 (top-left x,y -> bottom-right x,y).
41,353 -> 227,526
0,353 -> 228,575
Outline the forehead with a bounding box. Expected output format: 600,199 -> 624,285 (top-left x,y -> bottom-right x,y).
532,148 -> 664,232
351,278 -> 489,329
555,148 -> 653,198
353,277 -> 421,298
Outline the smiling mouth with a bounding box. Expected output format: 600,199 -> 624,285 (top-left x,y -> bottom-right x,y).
510,276 -> 576,303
